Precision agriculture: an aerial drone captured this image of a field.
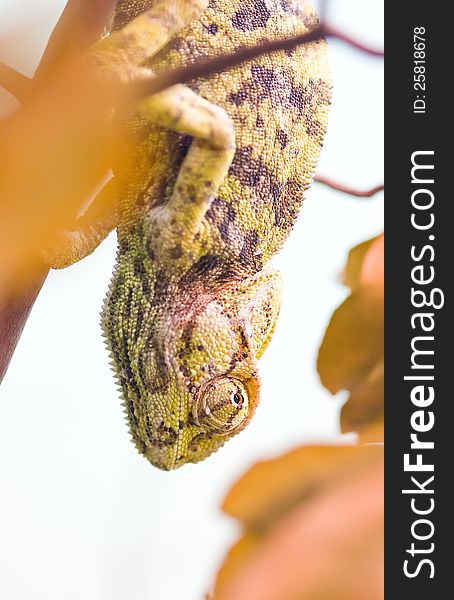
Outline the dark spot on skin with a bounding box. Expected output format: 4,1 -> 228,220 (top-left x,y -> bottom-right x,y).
228,64 -> 279,107
126,398 -> 138,427
138,354 -> 147,379
139,328 -> 170,396
188,412 -> 198,427
189,432 -> 207,453
136,184 -> 154,208
197,345 -> 204,352
141,276 -> 151,297
289,84 -> 304,110
181,321 -> 195,352
206,23 -> 218,34
272,178 -> 305,228
279,0 -> 295,12
271,181 -> 284,202
134,256 -> 145,276
276,129 -> 288,149
124,289 -> 133,319
239,230 -> 261,270
229,146 -> 269,187
232,0 -> 270,31
206,198 -> 237,242
121,337 -> 134,377
176,134 -> 193,160
150,344 -> 171,395
119,238 -> 129,254
153,269 -> 170,305
256,116 -> 264,127
133,308 -> 144,343
251,65 -> 276,92
289,78 -> 332,135
146,238 -> 155,261
169,246 -> 183,259
145,415 -> 153,436
182,254 -> 219,280
147,422 -> 177,447
238,327 -> 250,353
228,87 -> 249,106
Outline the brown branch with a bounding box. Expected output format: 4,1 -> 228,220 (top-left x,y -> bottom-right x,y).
0,261 -> 49,384
35,0 -> 117,79
0,63 -> 31,101
315,176 -> 384,198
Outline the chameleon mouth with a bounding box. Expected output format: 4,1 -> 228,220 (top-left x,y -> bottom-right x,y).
144,429 -> 228,471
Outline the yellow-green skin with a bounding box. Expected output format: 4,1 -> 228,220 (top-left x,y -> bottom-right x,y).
47,0 -> 331,469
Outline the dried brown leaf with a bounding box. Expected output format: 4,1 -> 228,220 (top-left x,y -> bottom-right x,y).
214,444 -> 383,600
317,234 -> 384,438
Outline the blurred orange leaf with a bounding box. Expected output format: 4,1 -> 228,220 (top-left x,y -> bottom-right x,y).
317,234 -> 384,440
0,4 -> 128,380
213,444 -> 383,600
342,236 -> 377,290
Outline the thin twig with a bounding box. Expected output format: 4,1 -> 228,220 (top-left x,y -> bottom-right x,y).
132,25 -> 383,99
327,27 -> 384,57
0,24 -> 383,102
315,176 -> 384,198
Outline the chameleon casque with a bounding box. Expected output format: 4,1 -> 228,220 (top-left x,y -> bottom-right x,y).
46,0 -> 331,469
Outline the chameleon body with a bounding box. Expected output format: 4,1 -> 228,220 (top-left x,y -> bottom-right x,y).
46,0 -> 331,469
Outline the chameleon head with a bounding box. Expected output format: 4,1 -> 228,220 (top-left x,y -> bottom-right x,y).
124,268 -> 282,470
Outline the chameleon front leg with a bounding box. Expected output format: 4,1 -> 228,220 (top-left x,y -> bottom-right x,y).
40,178 -> 119,269
43,1 -> 217,271
138,84 -> 236,269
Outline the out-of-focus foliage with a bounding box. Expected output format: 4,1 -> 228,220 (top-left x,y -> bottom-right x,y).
318,234 -> 384,441
0,0 -> 126,380
212,443 -> 383,600
0,65 -> 120,288
0,0 -> 124,292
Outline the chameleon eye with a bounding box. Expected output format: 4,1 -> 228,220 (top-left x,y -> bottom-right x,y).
194,377 -> 249,434
232,391 -> 244,407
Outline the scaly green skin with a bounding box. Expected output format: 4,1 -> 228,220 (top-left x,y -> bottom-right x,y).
47,0 -> 331,470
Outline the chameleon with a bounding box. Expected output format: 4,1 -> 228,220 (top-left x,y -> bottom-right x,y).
44,0 -> 331,470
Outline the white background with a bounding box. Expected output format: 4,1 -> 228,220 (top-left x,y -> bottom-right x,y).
0,1 -> 383,599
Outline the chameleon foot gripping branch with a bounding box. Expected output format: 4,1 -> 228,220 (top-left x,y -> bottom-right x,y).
46,0 -> 331,470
